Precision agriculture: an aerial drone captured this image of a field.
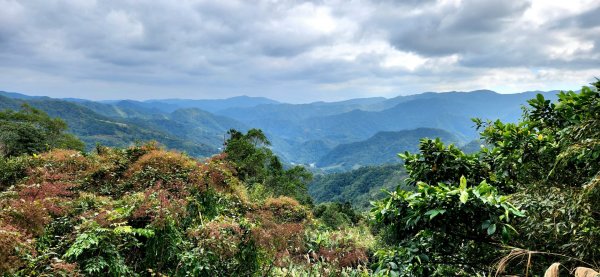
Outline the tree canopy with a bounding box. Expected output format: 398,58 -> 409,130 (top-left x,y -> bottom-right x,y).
0,104 -> 84,157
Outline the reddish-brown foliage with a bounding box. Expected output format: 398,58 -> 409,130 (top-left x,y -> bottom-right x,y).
29,149 -> 97,183
4,199 -> 51,236
50,260 -> 80,276
130,184 -> 188,228
82,209 -> 115,228
126,150 -> 196,177
190,154 -> 238,191
248,197 -> 311,266
18,182 -> 74,201
189,221 -> 247,259
263,196 -> 309,223
17,182 -> 76,216
125,150 -> 197,191
317,246 -> 368,268
0,222 -> 31,274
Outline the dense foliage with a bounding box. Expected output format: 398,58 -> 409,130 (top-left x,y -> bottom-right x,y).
310,164 -> 407,210
372,81 -> 600,276
224,129 -> 313,205
0,142 -> 372,276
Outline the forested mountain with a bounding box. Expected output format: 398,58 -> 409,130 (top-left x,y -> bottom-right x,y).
216,90 -> 557,143
0,95 -> 217,156
317,128 -> 459,170
310,164 -> 407,209
0,91 -> 41,100
74,100 -> 168,119
0,89 -> 557,168
67,98 -> 250,150
296,90 -> 558,143
144,95 -> 280,113
213,90 -> 558,164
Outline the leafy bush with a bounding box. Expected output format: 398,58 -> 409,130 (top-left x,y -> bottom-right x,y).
63,221 -> 154,276
125,149 -> 197,192
313,202 -> 361,229
373,81 -> 600,275
0,221 -> 30,274
371,177 -> 523,275
224,129 -> 313,205
0,155 -> 33,191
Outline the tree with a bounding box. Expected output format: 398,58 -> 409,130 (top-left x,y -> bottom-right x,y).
475,80 -> 600,272
224,129 -> 312,204
0,104 -> 84,157
372,80 -> 600,276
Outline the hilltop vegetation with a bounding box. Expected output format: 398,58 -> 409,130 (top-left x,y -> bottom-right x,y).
0,130 -> 372,276
371,81 -> 600,275
0,104 -> 84,158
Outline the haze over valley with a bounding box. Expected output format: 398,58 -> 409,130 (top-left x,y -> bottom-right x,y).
0,88 -> 557,171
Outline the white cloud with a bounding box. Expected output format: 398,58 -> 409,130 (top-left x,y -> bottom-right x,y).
0,0 -> 598,102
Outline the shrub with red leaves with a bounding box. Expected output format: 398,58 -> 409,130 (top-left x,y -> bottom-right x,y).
263,196 -> 309,223
248,197 -> 311,266
125,150 -> 197,192
130,184 -> 188,228
29,149 -> 97,183
18,182 -> 76,216
0,222 -> 31,274
4,199 -> 51,237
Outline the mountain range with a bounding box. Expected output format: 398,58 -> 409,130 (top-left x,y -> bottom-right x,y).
0,89 -> 558,171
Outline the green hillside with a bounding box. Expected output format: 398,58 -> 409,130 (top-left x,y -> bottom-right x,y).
310,164 -> 407,209
317,128 -> 459,170
2,90 -> 555,168
145,95 -> 280,113
0,95 -> 217,157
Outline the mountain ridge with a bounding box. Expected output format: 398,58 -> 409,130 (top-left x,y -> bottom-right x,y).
317,128 -> 460,171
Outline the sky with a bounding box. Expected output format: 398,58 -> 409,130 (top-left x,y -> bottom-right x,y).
0,0 -> 599,103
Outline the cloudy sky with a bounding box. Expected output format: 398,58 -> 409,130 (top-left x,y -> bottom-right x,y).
1,0 -> 599,102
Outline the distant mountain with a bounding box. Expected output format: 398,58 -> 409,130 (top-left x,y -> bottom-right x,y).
147,108 -> 248,148
461,139 -> 486,154
75,100 -> 168,119
215,98 -> 388,137
267,138 -> 335,166
317,128 -> 459,170
1,88 -> 562,169
214,90 -> 559,165
0,91 -> 41,100
309,91 -> 557,142
144,95 -> 280,113
316,90 -> 555,142
53,97 -> 249,152
0,95 -> 217,157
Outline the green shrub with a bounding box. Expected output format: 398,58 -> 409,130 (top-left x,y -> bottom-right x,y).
0,155 -> 33,190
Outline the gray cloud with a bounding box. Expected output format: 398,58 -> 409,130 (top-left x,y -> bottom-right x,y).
0,0 -> 598,102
